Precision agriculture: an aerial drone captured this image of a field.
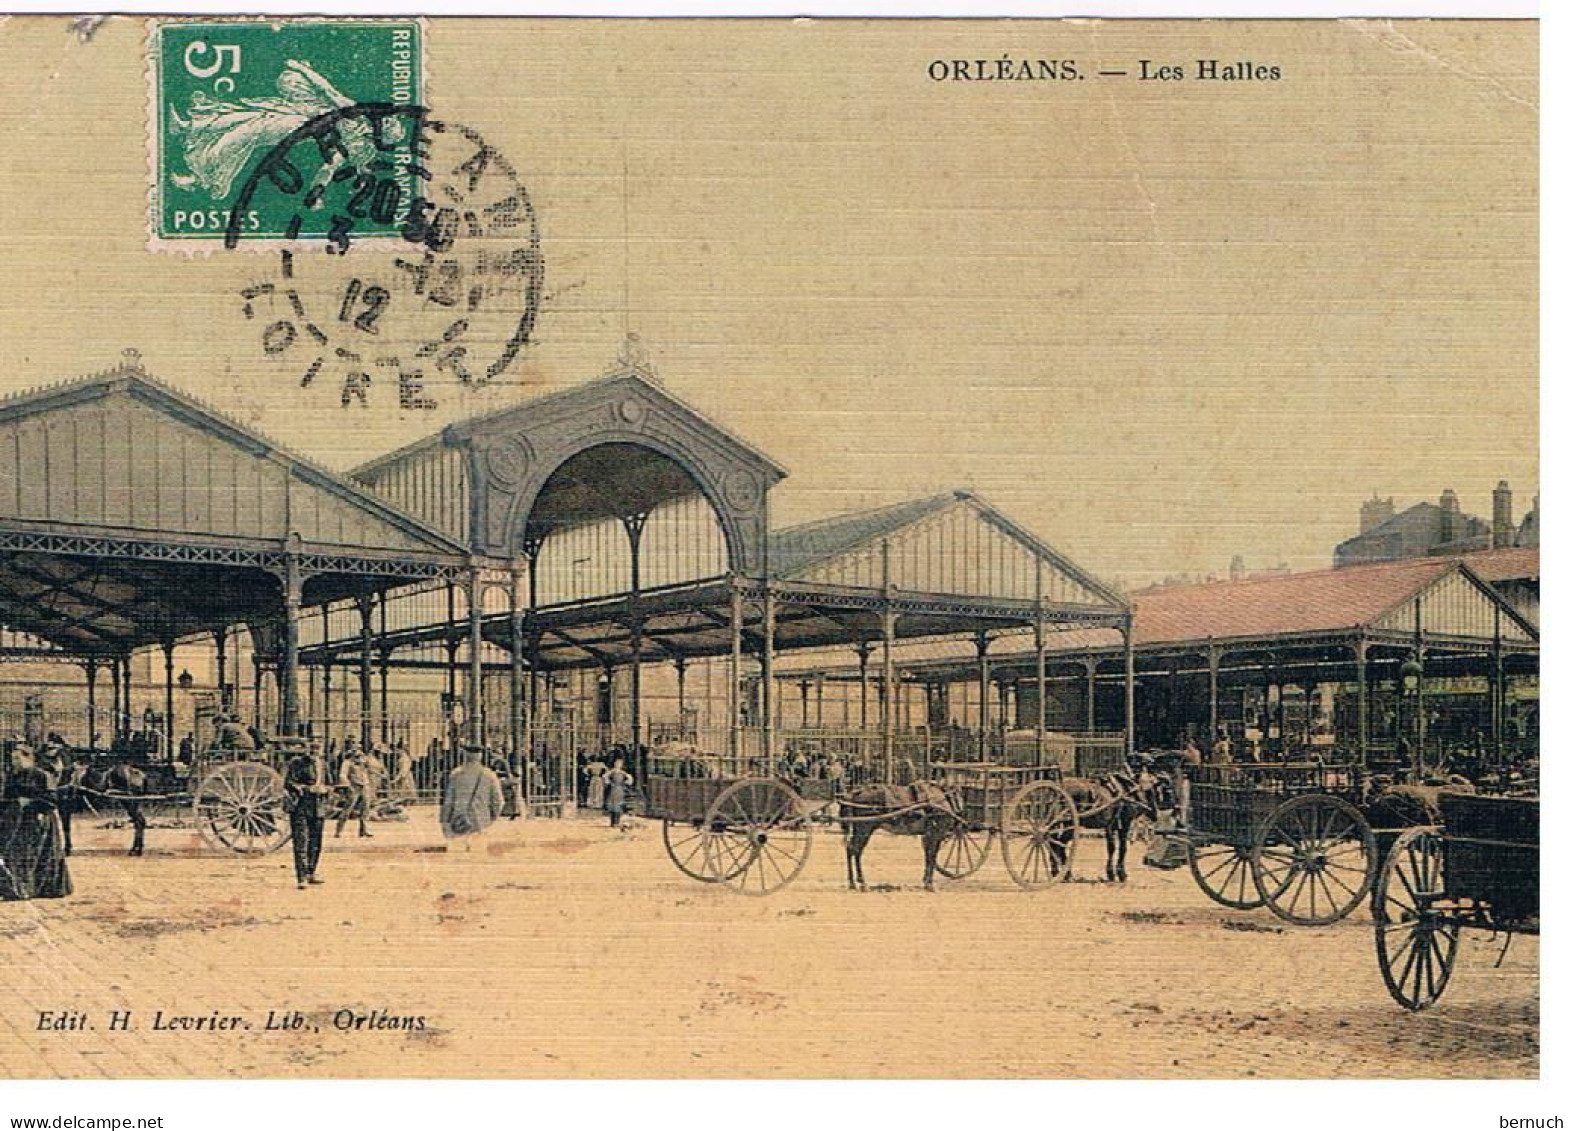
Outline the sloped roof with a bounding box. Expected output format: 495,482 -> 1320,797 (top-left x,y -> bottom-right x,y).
778,554 -> 1532,677
768,492 -> 957,579
0,364 -> 468,558
1335,499 -> 1491,561
767,490 -> 1127,610
351,369 -> 787,482
1128,557 -> 1457,645
1456,546 -> 1538,583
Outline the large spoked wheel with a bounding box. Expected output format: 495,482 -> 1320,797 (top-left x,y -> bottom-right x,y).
1000,781 -> 1078,889
194,762 -> 290,855
661,819 -> 748,884
1253,794 -> 1376,926
1374,827 -> 1459,1011
1188,841 -> 1264,909
935,823 -> 993,880
704,778 -> 813,896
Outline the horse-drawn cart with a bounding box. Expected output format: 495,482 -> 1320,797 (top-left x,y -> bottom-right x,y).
187,739 -> 304,855
646,751 -> 1083,895
1373,791 -> 1538,1010
1180,761 -> 1377,926
929,762 -> 1080,889
646,768 -> 817,895
76,737 -> 321,856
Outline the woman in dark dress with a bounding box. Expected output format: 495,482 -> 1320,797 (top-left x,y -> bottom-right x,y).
0,748 -> 73,901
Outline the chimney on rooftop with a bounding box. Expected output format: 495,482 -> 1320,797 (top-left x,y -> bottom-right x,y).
1360,493 -> 1394,534
1492,480 -> 1514,549
1439,489 -> 1460,544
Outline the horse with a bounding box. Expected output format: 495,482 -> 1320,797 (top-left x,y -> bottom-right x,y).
1362,775 -> 1475,829
838,781 -> 958,891
75,761 -> 151,856
1061,766 -> 1169,883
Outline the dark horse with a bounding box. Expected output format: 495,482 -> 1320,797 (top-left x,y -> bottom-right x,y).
839,782 -> 958,891
1062,767 -> 1168,882
74,761 -> 151,856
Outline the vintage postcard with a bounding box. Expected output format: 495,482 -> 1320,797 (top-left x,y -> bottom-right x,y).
0,13 -> 1538,1091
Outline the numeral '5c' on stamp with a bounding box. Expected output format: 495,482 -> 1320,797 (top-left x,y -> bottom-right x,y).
149,18 -> 423,245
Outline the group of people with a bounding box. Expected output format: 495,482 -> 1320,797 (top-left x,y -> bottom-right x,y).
1178,730 -> 1237,767
777,750 -> 850,785
577,753 -> 637,828
281,742 -> 526,888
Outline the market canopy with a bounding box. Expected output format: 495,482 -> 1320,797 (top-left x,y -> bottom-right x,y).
0,361 -> 467,656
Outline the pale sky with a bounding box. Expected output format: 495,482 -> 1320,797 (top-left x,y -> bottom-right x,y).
0,17 -> 1537,586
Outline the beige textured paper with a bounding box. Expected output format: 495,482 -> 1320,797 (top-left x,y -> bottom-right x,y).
0,16 -> 1536,1079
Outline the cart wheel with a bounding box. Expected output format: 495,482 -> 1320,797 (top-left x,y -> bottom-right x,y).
1374,827 -> 1458,1011
661,819 -> 747,884
194,762 -> 290,855
1000,781 -> 1078,889
1188,841 -> 1264,909
1253,794 -> 1376,926
935,824 -> 993,880
705,778 -> 813,896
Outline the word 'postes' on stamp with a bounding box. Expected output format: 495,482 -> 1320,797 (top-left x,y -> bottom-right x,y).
231,105 -> 545,411
151,18 -> 422,244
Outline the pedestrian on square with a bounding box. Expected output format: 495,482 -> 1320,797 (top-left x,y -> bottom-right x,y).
283,745 -> 330,889
36,736 -> 75,856
334,746 -> 373,839
585,754 -> 608,811
441,746 -> 504,842
602,757 -> 634,830
490,755 -> 522,820
391,743 -> 418,803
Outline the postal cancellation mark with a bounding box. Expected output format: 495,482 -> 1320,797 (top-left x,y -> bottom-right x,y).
150,18 -> 422,243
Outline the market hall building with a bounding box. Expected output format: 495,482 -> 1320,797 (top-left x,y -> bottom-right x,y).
777,555 -> 1539,773
0,351 -> 1141,803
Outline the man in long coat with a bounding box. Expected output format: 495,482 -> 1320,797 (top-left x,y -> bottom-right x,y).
283,746 -> 330,889
441,746 -> 504,840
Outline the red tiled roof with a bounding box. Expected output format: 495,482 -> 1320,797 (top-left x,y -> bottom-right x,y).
777,555 -> 1514,677
1453,546 -> 1539,583
1127,557 -> 1456,645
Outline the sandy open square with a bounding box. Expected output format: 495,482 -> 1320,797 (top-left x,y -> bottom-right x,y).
0,806 -> 1537,1080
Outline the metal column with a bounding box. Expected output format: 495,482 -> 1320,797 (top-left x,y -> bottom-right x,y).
109,657 -> 122,745
728,582 -> 743,759
975,630 -> 990,760
162,639 -> 176,755
378,594 -> 390,743
623,515 -> 647,758
280,554 -> 303,737
1207,643 -> 1220,747
467,567 -> 484,747
761,587 -> 777,763
856,641 -> 872,730
1354,639 -> 1369,766
84,660 -> 99,749
509,566 -> 524,764
214,628 -> 229,710
357,591 -> 374,750
1492,610 -> 1505,767
1034,615 -> 1047,764
882,607 -> 897,777
1122,618 -> 1136,757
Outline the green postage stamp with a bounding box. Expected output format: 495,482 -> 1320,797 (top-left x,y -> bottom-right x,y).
148,19 -> 423,246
